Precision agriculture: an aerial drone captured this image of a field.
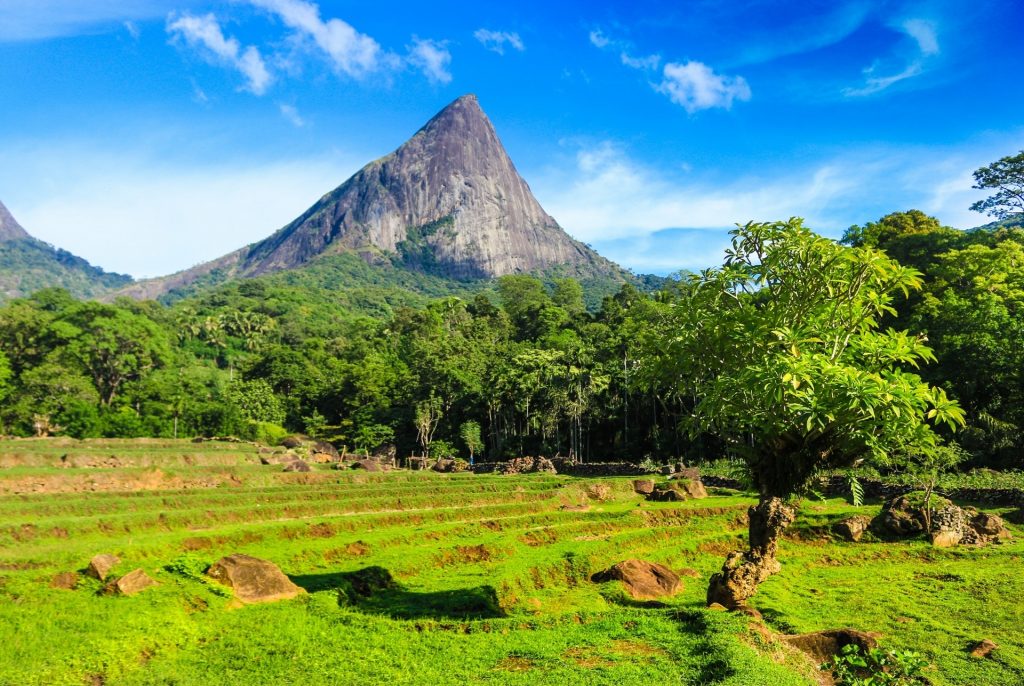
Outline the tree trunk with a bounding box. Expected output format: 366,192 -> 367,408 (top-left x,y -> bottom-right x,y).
706,496 -> 796,609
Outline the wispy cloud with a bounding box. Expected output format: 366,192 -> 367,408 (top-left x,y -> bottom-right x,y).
589,28 -> 660,72
620,52 -> 660,70
0,0 -> 169,42
474,29 -> 523,55
408,37 -> 452,84
844,18 -> 940,97
248,0 -> 392,78
657,61 -> 751,113
123,20 -> 141,40
591,27 -> 744,112
278,103 -> 305,127
533,134 -> 1023,266
167,13 -> 272,95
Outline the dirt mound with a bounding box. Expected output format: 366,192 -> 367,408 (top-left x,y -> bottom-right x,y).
783,628 -> 879,665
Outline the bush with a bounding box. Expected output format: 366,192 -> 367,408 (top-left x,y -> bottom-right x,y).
240,420 -> 290,445
822,644 -> 930,685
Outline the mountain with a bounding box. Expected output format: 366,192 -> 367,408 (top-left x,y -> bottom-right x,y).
120,94 -> 626,301
0,200 -> 132,301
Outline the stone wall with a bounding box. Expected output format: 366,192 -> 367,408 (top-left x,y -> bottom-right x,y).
469,460 -> 651,477
822,476 -> 1024,508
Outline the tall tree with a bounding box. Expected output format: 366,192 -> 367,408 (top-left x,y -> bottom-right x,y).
971,150 -> 1024,219
653,219 -> 964,608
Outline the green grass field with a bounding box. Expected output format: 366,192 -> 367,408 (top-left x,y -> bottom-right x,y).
0,439 -> 1021,685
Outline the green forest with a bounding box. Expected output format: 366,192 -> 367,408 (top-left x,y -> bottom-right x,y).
2,207 -> 1023,477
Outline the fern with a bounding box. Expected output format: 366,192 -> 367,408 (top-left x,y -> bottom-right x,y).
846,471 -> 865,507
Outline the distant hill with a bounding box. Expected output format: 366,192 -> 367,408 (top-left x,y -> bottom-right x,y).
119,94 -> 630,301
0,200 -> 132,302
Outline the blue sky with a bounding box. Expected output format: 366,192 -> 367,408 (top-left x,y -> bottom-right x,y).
1,0 -> 1022,278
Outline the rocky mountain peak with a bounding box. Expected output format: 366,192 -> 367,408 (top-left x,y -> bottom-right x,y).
118,95 -> 625,299
0,200 -> 31,242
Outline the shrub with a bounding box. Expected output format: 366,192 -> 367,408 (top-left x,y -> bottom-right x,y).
822,644 -> 930,685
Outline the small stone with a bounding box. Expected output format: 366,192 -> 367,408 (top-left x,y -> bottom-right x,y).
834,515 -> 872,542
103,568 -> 158,596
970,639 -> 999,659
282,459 -> 311,473
86,554 -> 120,581
707,602 -> 728,611
50,571 -> 79,590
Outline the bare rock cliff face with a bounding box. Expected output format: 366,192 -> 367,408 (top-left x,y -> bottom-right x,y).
121,95 -> 620,299
243,94 -> 604,279
0,200 -> 31,242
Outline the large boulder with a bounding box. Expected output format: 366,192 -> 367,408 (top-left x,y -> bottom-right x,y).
632,479 -> 656,496
592,559 -> 682,600
351,459 -> 383,472
86,553 -> 120,581
649,485 -> 687,502
312,441 -> 340,460
206,554 -> 303,604
971,512 -> 1011,540
279,435 -> 306,449
873,495 -> 928,537
678,479 -> 708,499
834,515 -> 872,542
282,459 -> 312,473
103,568 -> 158,596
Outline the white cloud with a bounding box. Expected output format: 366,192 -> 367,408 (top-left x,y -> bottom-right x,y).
902,18 -> 939,56
844,17 -> 940,97
843,62 -> 923,97
278,103 -> 305,127
656,61 -> 751,113
408,37 -> 452,84
167,13 -> 272,95
620,51 -> 660,71
248,0 -> 388,78
474,29 -> 524,55
124,20 -> 141,40
588,29 -> 610,48
589,27 -> 743,111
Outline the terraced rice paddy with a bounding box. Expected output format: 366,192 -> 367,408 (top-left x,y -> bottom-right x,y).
0,439 -> 1022,685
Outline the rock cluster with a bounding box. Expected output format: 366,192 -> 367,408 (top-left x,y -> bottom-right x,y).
647,479 -> 708,502
869,495 -> 1011,547
499,456 -> 556,475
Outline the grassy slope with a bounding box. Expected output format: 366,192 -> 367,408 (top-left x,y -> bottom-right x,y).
0,440 -> 1021,685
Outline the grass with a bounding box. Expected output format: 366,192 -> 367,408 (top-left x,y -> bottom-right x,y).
0,439 -> 1021,685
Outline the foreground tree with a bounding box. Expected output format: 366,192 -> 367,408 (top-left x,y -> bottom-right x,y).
654,219 -> 964,608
